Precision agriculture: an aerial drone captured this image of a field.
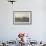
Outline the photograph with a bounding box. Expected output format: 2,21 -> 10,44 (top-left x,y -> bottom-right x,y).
13,11 -> 32,25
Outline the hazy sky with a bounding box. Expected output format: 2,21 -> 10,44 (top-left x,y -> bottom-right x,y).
14,12 -> 30,18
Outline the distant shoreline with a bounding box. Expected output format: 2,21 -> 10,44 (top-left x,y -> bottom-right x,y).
15,17 -> 29,22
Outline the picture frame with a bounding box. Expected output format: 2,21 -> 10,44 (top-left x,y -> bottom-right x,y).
13,11 -> 32,25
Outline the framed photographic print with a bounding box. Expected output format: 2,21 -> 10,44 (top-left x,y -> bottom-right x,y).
13,11 -> 32,25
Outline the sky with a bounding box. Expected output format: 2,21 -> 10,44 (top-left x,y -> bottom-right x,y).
14,12 -> 30,18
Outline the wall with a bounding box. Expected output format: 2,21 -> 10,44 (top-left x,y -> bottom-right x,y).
0,0 -> 46,41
